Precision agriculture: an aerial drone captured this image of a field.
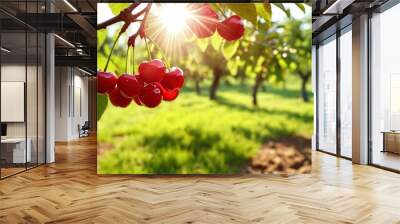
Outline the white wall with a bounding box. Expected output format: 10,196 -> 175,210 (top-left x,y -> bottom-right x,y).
55,66 -> 69,141
1,65 -> 29,138
1,63 -> 46,164
55,67 -> 89,141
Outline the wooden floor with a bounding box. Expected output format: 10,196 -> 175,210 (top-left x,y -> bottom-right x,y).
373,150 -> 400,171
1,136 -> 400,224
1,167 -> 26,178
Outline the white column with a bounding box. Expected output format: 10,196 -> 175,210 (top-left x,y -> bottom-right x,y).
352,14 -> 369,164
46,32 -> 55,163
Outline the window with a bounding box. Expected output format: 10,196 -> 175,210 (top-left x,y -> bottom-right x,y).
317,35 -> 337,154
339,27 -> 352,158
370,3 -> 400,171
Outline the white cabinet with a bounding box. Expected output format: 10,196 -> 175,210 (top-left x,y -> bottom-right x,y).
1,138 -> 32,163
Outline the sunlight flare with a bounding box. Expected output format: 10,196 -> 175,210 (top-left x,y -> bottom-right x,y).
156,4 -> 192,35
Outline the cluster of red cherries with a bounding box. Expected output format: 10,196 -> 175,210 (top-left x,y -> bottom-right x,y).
188,4 -> 245,41
97,59 -> 184,108
97,4 -> 244,108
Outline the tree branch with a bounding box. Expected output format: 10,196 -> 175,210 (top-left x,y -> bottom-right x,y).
138,3 -> 152,38
128,3 -> 152,47
97,3 -> 141,30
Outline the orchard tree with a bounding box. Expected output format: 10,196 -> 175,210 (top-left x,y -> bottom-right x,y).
190,3 -> 274,100
241,29 -> 282,107
232,24 -> 287,107
220,4 -> 306,106
283,18 -> 312,102
176,48 -> 211,95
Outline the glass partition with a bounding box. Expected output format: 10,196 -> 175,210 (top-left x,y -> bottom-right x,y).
0,29 -> 28,178
339,27 -> 352,158
370,4 -> 400,171
317,35 -> 337,154
0,0 -> 46,179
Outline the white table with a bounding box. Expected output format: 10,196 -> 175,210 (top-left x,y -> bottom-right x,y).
1,138 -> 31,163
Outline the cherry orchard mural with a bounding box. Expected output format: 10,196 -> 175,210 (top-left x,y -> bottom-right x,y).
97,3 -> 313,174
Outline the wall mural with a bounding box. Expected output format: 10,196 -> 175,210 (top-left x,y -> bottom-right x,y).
97,3 -> 313,174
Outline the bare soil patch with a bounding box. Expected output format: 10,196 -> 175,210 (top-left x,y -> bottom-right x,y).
249,136 -> 311,175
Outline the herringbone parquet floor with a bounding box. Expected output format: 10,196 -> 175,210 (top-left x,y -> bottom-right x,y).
1,136 -> 400,224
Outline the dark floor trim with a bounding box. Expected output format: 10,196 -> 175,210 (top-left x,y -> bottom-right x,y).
0,163 -> 45,180
316,149 -> 352,161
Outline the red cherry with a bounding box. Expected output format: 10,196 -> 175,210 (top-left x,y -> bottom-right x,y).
117,74 -> 143,98
133,96 -> 142,106
138,59 -> 166,83
155,82 -> 180,101
109,87 -> 132,108
163,88 -> 180,101
217,15 -> 244,41
188,5 -> 218,38
97,71 -> 117,94
161,67 -> 184,90
139,84 -> 162,108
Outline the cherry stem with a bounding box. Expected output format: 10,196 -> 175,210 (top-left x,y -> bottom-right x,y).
147,37 -> 170,68
144,38 -> 152,60
132,46 -> 135,73
215,4 -> 228,20
104,31 -> 122,72
125,46 -> 130,73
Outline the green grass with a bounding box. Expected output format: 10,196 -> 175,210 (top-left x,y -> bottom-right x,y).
97,78 -> 313,174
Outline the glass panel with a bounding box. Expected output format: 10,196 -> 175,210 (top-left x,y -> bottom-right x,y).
0,0 -> 46,178
371,5 -> 400,171
1,31 -> 27,177
339,28 -> 352,158
317,36 -> 337,154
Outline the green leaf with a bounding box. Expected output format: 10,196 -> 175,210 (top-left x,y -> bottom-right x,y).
192,50 -> 203,64
222,40 -> 240,60
97,30 -> 106,51
209,3 -> 221,13
273,3 -> 291,18
109,3 -> 130,16
255,3 -> 272,22
227,59 -> 239,75
97,94 -> 108,121
296,3 -> 306,13
224,3 -> 258,27
196,38 -> 209,52
210,33 -> 223,51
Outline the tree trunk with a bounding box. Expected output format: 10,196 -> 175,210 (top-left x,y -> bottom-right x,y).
209,72 -> 221,100
301,79 -> 309,102
252,73 -> 264,107
195,80 -> 201,95
300,73 -> 310,102
240,73 -> 246,86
